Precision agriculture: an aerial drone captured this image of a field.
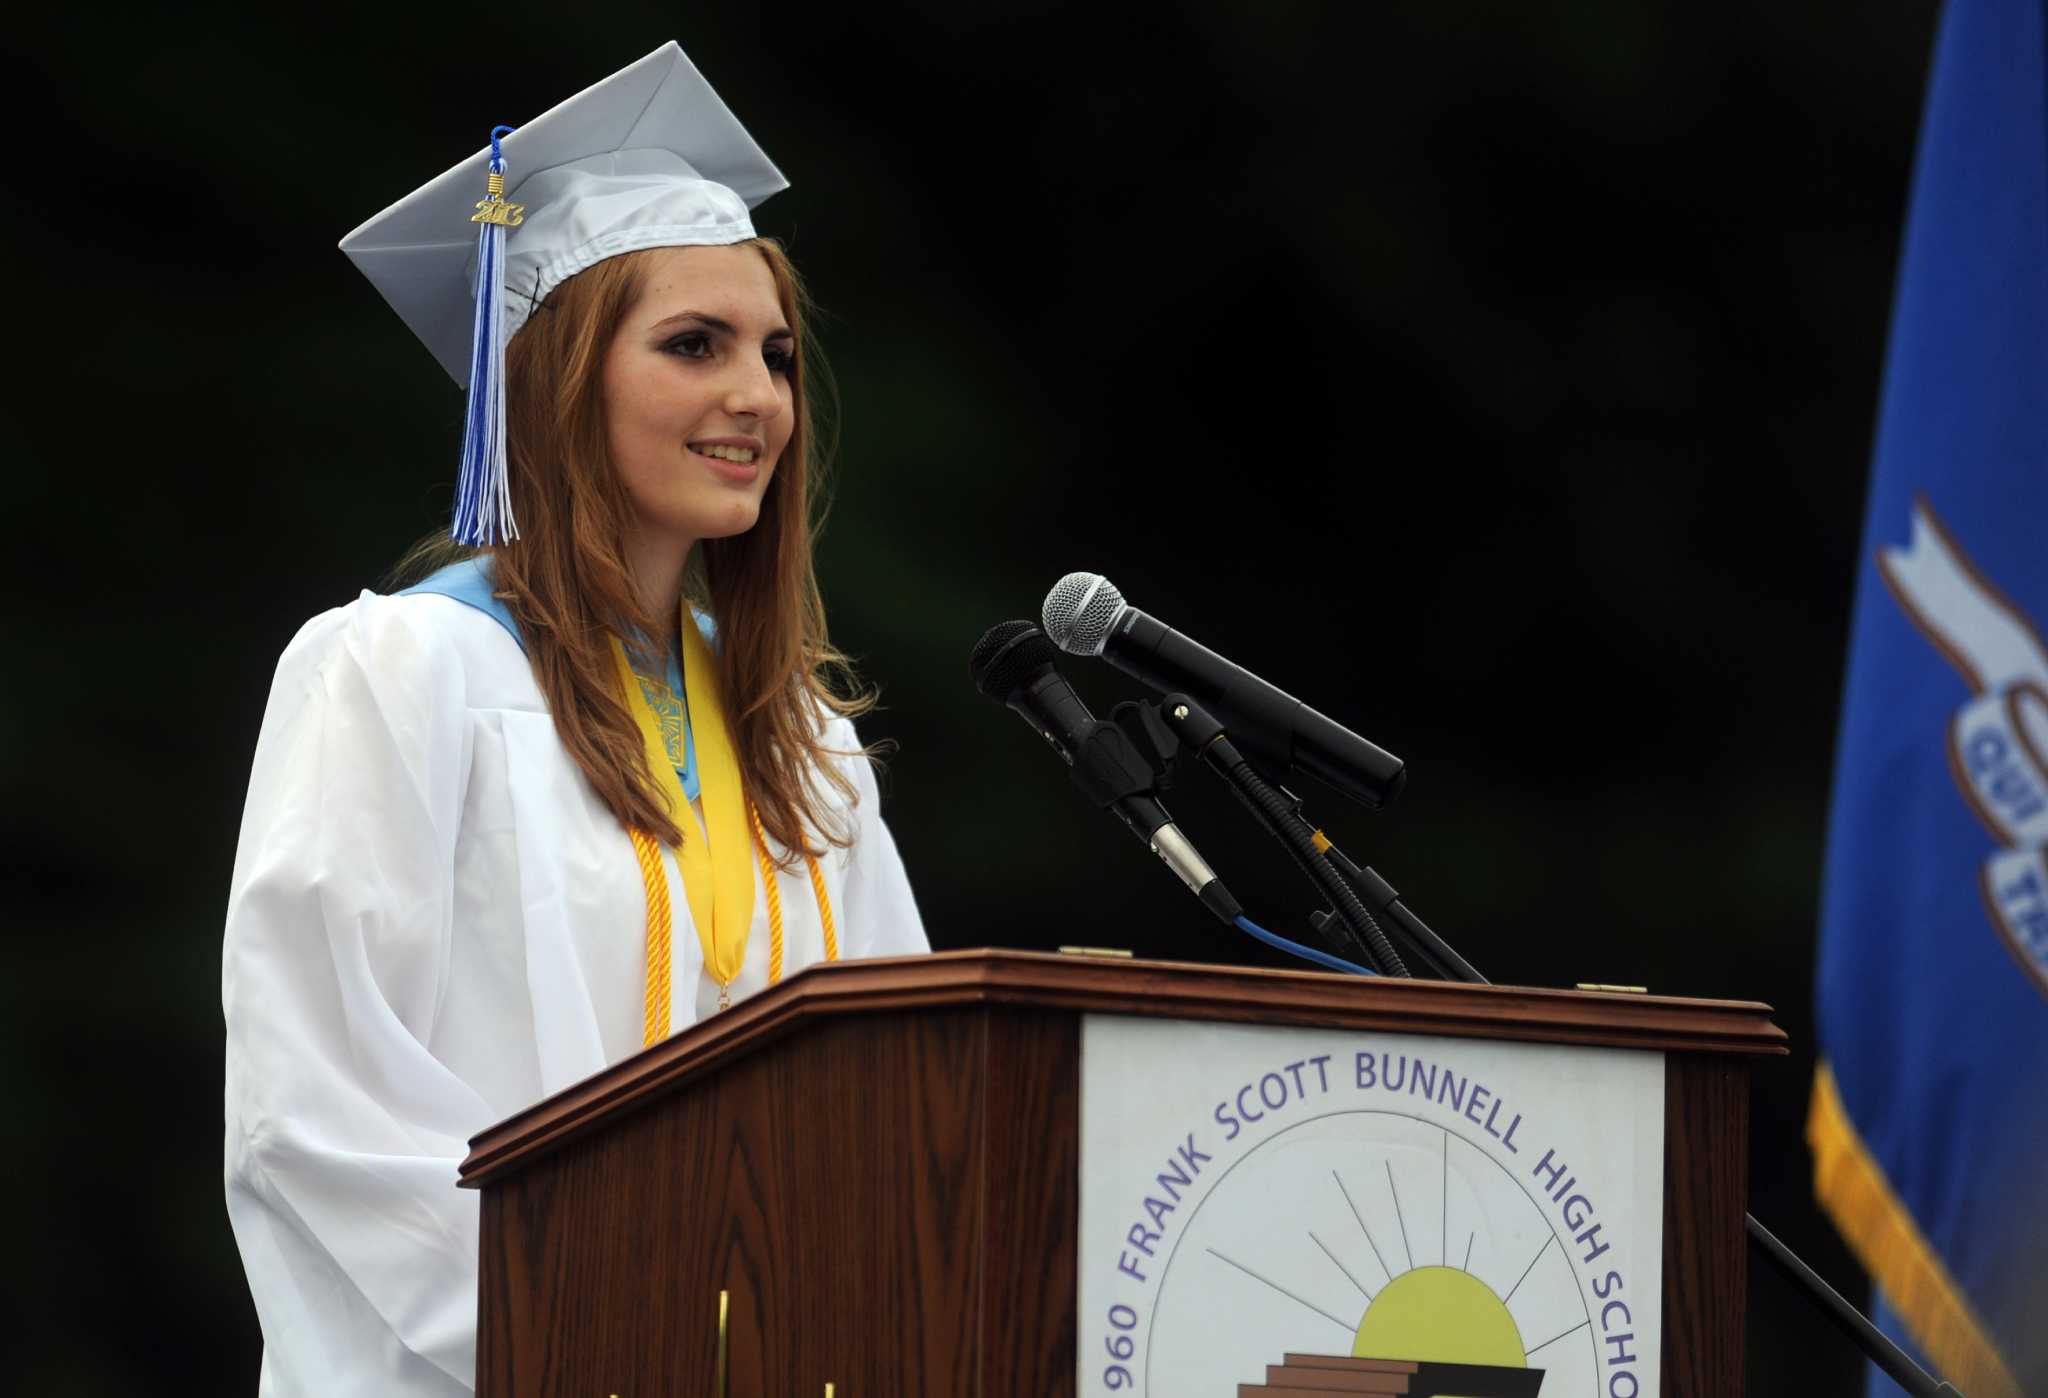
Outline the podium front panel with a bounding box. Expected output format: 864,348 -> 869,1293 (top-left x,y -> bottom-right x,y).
1077,1016 -> 1667,1398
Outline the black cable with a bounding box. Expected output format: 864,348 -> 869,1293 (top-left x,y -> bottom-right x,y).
1315,904 -> 1454,982
1219,749 -> 1410,977
1320,845 -> 1489,985
1157,696 -> 1409,977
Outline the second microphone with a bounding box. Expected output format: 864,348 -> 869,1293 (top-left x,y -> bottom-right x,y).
969,620 -> 1241,924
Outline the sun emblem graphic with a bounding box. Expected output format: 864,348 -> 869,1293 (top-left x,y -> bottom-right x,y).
1143,1112 -> 1598,1394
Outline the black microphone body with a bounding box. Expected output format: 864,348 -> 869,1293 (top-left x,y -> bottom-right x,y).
970,620 -> 1241,921
1104,608 -> 1406,809
1003,665 -> 1174,845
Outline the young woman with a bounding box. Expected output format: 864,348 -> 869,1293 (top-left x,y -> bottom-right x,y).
221,45 -> 926,1397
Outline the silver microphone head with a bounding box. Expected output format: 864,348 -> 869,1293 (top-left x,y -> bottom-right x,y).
1042,572 -> 1128,656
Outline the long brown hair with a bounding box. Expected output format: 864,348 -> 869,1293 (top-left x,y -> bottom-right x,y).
394,239 -> 873,858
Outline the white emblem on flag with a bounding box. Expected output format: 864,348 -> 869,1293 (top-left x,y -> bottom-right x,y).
1878,496 -> 2048,997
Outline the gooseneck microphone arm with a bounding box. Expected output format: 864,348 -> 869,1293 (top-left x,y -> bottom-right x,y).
1160,695 -> 1409,978
1316,846 -> 1487,985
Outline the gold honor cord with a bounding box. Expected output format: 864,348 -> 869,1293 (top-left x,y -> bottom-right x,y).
628,825 -> 673,1048
749,806 -> 786,984
611,612 -> 836,1045
806,848 -> 839,962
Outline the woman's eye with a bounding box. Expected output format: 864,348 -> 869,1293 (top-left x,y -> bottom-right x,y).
764,343 -> 795,375
663,331 -> 712,358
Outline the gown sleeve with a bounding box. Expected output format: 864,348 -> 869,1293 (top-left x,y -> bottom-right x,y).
832,719 -> 932,959
222,596 -> 491,1396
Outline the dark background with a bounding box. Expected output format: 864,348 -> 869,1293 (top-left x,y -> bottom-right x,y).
9,1 -> 1943,1391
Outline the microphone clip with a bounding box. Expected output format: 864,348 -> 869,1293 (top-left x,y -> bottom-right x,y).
1109,699 -> 1188,792
1066,718 -> 1165,811
1068,695 -> 1214,810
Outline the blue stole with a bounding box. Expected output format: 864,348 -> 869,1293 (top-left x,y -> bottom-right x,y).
400,557 -> 704,802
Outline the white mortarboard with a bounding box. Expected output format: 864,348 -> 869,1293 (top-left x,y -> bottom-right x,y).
338,42 -> 787,543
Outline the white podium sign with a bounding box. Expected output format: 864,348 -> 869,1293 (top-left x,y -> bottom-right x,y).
1077,1015 -> 1666,1397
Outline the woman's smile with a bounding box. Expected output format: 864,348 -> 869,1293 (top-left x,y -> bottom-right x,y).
688,435 -> 765,482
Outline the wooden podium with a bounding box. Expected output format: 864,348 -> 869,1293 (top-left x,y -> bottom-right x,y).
459,950 -> 1784,1397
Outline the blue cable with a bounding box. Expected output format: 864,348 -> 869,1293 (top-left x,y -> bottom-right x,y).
1234,914 -> 1378,976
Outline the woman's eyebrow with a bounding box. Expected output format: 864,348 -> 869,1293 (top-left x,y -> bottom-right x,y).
649,310 -> 794,340
650,310 -> 733,335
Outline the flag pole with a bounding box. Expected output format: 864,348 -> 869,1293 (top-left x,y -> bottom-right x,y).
1748,1214 -> 1962,1397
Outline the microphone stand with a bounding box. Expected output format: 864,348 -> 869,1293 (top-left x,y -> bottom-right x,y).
1137,695 -> 1966,1397
1314,846 -> 1487,985
1147,696 -> 1406,975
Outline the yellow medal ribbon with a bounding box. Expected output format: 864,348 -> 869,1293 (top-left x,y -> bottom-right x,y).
610,610 -> 754,991
611,607 -> 835,1044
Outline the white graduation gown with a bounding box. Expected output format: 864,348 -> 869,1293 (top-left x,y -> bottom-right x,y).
221,592 -> 928,1397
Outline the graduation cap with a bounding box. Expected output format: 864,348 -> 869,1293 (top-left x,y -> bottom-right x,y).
339,41 -> 787,545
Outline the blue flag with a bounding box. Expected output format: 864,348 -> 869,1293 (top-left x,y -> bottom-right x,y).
1814,2 -> 2048,1394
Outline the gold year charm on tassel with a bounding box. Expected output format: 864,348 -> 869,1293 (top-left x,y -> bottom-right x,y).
472,168 -> 526,227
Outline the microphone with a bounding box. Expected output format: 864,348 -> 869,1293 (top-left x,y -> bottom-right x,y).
1041,573 -> 1406,809
969,620 -> 1241,923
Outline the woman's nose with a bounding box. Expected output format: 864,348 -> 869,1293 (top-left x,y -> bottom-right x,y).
723,356 -> 783,420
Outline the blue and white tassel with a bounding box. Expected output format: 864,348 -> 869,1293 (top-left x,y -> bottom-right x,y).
455,124 -> 523,546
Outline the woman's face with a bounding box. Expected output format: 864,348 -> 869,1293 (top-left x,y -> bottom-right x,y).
603,243 -> 795,566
